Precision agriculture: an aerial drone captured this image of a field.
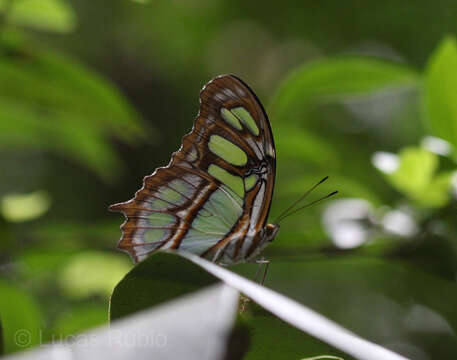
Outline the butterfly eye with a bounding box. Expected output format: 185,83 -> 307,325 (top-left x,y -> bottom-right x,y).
265,224 -> 279,242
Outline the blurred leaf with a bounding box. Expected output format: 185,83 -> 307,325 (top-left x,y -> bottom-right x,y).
272,57 -> 418,121
0,0 -> 76,33
388,234 -> 457,281
29,220 -> 119,249
0,40 -> 149,181
0,280 -> 43,354
0,214 -> 15,253
19,249 -> 75,275
275,125 -> 340,168
0,98 -> 123,181
110,252 -> 218,321
232,256 -> 457,359
281,173 -> 381,206
385,147 -> 452,207
52,305 -> 108,338
1,190 -> 50,222
387,147 -> 437,197
59,251 -> 132,299
424,36 -> 457,151
420,171 -> 454,207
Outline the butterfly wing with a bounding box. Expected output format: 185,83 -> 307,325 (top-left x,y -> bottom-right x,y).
109,75 -> 276,263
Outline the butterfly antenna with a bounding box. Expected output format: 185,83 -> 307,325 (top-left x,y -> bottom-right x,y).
276,191 -> 338,223
273,176 -> 329,224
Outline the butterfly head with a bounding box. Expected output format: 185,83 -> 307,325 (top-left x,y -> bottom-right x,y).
265,223 -> 280,242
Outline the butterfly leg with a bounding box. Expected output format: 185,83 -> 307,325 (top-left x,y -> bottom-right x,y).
254,257 -> 270,286
240,258 -> 270,313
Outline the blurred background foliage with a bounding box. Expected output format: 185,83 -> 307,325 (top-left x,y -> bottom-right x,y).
1,0 -> 457,359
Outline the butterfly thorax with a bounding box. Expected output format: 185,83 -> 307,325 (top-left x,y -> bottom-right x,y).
213,223 -> 280,265
244,223 -> 279,261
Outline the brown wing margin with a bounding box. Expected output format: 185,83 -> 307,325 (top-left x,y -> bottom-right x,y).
109,74 -> 276,263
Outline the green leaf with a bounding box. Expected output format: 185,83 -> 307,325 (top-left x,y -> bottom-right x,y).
0,0 -> 76,33
0,40 -> 149,180
384,147 -> 452,207
110,253 -> 218,321
420,171 -> 454,207
272,57 -> 418,121
58,251 -> 132,300
4,283 -> 244,360
424,36 -> 457,150
0,280 -> 43,354
388,147 -> 437,197
112,252 -> 403,359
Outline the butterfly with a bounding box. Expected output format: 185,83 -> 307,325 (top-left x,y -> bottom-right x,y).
110,75 -> 336,265
109,74 -> 279,265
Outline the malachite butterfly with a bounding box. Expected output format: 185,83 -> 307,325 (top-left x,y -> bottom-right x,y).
110,75 -> 278,265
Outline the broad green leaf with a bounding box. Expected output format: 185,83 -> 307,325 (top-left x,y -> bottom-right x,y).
424,36 -> 457,151
272,57 -> 418,121
0,0 -> 76,33
13,284 -> 243,360
111,253 -> 368,359
0,280 -> 43,354
59,251 -> 132,299
1,190 -> 51,222
110,253 -> 218,321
